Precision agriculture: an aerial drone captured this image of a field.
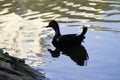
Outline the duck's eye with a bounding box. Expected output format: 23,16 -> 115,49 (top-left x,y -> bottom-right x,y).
56,38 -> 60,41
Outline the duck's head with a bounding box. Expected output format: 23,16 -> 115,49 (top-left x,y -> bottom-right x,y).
46,20 -> 59,29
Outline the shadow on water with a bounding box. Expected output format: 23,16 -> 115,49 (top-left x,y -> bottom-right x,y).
48,45 -> 89,66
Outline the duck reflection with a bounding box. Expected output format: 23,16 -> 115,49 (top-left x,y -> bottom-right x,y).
48,45 -> 89,66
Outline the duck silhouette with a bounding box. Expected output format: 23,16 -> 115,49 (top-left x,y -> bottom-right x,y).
48,45 -> 89,66
46,20 -> 88,48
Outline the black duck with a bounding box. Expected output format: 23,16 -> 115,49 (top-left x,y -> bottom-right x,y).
46,20 -> 88,48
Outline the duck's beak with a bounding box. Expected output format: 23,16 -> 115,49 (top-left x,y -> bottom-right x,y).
46,24 -> 51,28
46,25 -> 49,28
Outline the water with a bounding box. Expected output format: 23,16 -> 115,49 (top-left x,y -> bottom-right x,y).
0,0 -> 120,80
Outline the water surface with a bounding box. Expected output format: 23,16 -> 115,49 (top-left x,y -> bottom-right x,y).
0,0 -> 120,80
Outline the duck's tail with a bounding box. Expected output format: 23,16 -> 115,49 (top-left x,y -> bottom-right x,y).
77,27 -> 88,42
81,27 -> 88,36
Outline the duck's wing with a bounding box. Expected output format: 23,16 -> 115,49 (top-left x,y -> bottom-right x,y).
60,33 -> 86,45
58,34 -> 78,45
61,34 -> 77,38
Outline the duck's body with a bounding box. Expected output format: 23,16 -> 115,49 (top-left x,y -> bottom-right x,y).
47,20 -> 88,48
52,34 -> 85,47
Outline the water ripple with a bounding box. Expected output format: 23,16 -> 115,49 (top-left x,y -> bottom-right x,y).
1,0 -> 119,23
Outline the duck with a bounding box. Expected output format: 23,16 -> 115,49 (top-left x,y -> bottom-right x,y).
46,20 -> 88,48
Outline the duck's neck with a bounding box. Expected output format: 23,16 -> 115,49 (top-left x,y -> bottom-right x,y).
53,26 -> 61,37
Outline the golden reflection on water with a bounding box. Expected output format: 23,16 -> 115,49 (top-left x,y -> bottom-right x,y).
0,12 -> 51,66
2,16 -> 52,68
1,0 -> 119,22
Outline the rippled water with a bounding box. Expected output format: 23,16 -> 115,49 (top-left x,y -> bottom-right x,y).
0,0 -> 120,80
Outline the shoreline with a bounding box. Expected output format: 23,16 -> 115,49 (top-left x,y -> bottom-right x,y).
0,49 -> 48,80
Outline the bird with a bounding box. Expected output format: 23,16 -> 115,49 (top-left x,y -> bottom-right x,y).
46,20 -> 88,48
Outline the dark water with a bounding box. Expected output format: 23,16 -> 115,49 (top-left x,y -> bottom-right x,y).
0,0 -> 120,80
